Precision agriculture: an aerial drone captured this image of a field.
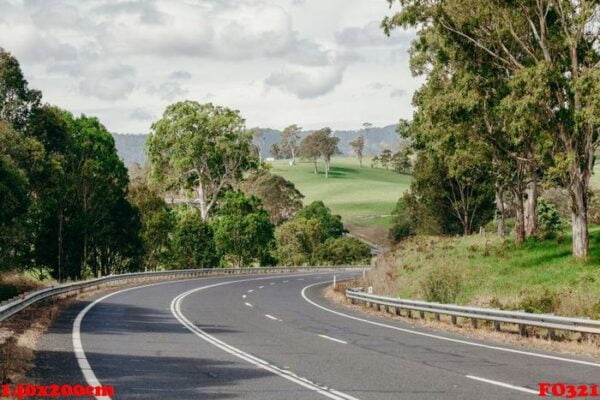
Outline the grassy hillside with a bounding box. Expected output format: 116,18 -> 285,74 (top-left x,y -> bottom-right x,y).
364,227 -> 600,318
269,157 -> 410,246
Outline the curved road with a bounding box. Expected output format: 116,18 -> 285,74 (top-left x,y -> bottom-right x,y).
31,271 -> 599,399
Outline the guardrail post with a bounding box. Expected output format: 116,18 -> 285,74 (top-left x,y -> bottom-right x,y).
395,307 -> 401,316
419,311 -> 425,319
518,324 -> 527,337
406,309 -> 412,319
493,321 -> 501,331
471,318 -> 478,329
451,315 -> 457,325
548,328 -> 556,341
434,313 -> 440,321
580,332 -> 589,342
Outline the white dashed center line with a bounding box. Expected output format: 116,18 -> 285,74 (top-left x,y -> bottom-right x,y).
259,285 -> 265,289
245,302 -> 253,308
242,294 -> 247,299
265,314 -> 280,321
318,334 -> 347,344
247,289 -> 253,293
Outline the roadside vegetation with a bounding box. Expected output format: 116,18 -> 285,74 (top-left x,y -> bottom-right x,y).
0,49 -> 370,301
351,0 -> 600,323
269,157 -> 411,245
367,228 -> 600,319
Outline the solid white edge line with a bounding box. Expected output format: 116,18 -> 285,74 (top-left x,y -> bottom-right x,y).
73,280 -> 186,400
72,272 -> 349,400
265,314 -> 279,321
465,375 -> 538,395
259,285 -> 265,289
300,281 -> 600,368
318,334 -> 347,344
170,275 -> 361,400
245,302 -> 253,308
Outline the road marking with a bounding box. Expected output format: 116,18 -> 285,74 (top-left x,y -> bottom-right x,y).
283,280 -> 289,283
270,282 -> 275,285
242,294 -> 247,299
465,375 -> 538,395
297,278 -> 304,281
265,314 -> 279,321
300,281 -> 600,369
259,285 -> 265,289
171,277 -> 361,400
245,302 -> 253,308
318,334 -> 347,344
247,289 -> 254,293
73,272 -> 344,400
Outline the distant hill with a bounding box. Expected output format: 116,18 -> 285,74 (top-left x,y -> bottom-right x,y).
112,125 -> 404,168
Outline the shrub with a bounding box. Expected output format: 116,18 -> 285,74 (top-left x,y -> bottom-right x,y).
519,289 -> 561,314
171,210 -> 218,269
316,237 -> 371,265
296,201 -> 344,238
420,266 -> 463,303
275,218 -> 325,265
537,199 -> 564,239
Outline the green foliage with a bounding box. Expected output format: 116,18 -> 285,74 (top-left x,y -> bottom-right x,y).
128,180 -> 175,271
275,218 -> 325,265
239,169 -> 304,225
211,191 -> 276,267
171,209 -> 217,269
316,237 -> 371,265
147,101 -> 256,220
537,199 -> 564,240
296,201 -> 344,238
420,266 -> 463,303
388,194 -> 415,242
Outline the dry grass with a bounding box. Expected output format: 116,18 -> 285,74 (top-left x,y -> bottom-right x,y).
324,284 -> 600,359
0,271 -> 54,302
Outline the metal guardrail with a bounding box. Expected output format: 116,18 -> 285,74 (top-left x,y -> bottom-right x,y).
0,266 -> 368,323
346,288 -> 600,339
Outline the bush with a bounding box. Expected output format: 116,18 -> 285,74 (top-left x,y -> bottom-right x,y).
537,199 -> 564,239
296,201 -> 344,238
519,289 -> 561,314
275,218 -> 325,265
171,209 -> 218,269
420,266 -> 462,303
316,237 -> 371,265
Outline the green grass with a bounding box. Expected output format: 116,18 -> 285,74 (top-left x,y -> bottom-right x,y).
268,157 -> 410,230
367,227 -> 600,318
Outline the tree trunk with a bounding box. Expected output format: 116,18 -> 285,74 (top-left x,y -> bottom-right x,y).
495,186 -> 506,238
196,183 -> 209,221
358,154 -> 363,168
513,191 -> 525,245
291,148 -> 296,165
570,178 -> 589,259
325,159 -> 330,178
312,159 -> 318,174
524,177 -> 538,238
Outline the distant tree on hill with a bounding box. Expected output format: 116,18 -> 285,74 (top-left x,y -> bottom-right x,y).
379,149 -> 392,170
349,135 -> 365,167
298,131 -> 322,174
391,147 -> 412,174
316,128 -> 340,179
281,124 -> 301,165
371,155 -> 379,168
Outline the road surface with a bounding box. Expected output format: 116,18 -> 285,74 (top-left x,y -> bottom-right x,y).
30,271 -> 599,399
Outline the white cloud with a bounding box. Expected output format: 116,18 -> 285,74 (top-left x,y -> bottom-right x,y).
146,81 -> 188,101
265,65 -> 344,99
390,88 -> 406,98
129,108 -> 155,121
169,70 -> 192,80
78,64 -> 136,101
335,20 -> 410,48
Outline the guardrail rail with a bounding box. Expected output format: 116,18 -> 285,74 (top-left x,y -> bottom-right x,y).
0,266 -> 368,323
346,288 -> 600,340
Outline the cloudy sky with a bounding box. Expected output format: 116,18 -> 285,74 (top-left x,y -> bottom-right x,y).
1,0 -> 420,133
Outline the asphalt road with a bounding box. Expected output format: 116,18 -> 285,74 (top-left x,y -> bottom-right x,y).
30,271 -> 600,399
